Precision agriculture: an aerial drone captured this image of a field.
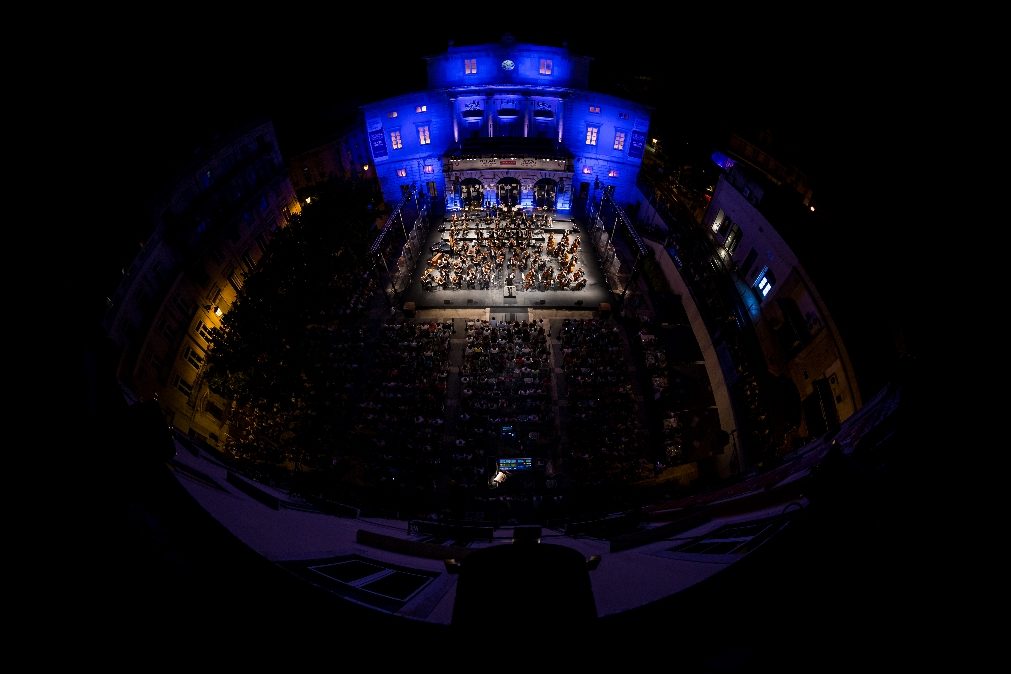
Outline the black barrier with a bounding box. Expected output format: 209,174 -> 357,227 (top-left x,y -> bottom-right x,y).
226,471 -> 281,510
407,520 -> 494,542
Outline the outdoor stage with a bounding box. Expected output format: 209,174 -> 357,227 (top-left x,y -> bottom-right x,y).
401,211 -> 613,311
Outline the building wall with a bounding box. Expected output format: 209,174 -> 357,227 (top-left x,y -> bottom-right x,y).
364,91 -> 453,205
704,173 -> 861,434
646,237 -> 740,477
289,127 -> 372,192
564,92 -> 651,207
104,121 -> 298,449
363,41 -> 650,211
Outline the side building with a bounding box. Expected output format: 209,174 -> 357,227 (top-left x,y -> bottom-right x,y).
362,37 -> 651,212
102,121 -> 299,448
704,161 -> 861,438
288,125 -> 374,195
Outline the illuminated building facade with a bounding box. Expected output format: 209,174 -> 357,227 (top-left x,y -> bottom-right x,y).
102,121 -> 299,448
362,37 -> 651,211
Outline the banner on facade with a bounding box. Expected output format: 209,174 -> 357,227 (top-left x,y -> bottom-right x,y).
628,131 -> 646,159
369,129 -> 388,160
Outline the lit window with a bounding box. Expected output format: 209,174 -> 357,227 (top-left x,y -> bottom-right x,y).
396,168 -> 407,177
711,209 -> 726,234
539,59 -> 553,75
589,105 -> 600,114
613,131 -> 626,150
725,223 -> 742,254
608,169 -> 619,177
173,374 -> 193,397
416,105 -> 426,113
753,266 -> 775,298
618,111 -> 630,120
582,166 -> 592,174
585,126 -> 598,145
388,111 -> 398,118
183,346 -> 204,370
423,165 -> 434,174
195,322 -> 214,343
465,58 -> 477,74
418,125 -> 431,145
390,130 -> 403,150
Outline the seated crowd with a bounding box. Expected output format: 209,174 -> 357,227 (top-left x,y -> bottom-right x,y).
560,319 -> 652,485
458,319 -> 554,473
351,320 -> 453,493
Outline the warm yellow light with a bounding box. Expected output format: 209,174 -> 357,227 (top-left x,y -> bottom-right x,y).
305,196 -> 312,204
810,206 -> 815,212
652,138 -> 658,144
362,164 -> 370,171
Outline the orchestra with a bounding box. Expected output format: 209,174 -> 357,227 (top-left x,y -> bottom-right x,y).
423,209 -> 588,292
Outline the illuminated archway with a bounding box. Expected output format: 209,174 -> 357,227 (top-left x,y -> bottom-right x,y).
534,178 -> 558,209
497,177 -> 520,207
460,178 -> 483,208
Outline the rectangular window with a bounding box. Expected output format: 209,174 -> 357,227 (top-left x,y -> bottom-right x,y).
241,251 -> 256,272
618,111 -> 630,120
225,264 -> 243,292
613,131 -> 626,150
183,346 -> 204,370
388,111 -> 398,118
417,125 -> 431,145
608,169 -> 619,177
582,166 -> 593,174
725,223 -> 743,255
173,374 -> 193,397
415,105 -> 427,113
465,58 -> 477,74
160,317 -> 177,341
589,105 -> 600,114
539,59 -> 553,75
739,248 -> 758,277
396,168 -> 407,177
711,209 -> 726,234
206,401 -> 225,422
255,233 -> 270,253
206,286 -> 222,304
390,130 -> 403,150
148,351 -> 164,371
195,322 -> 214,343
423,165 -> 434,174
754,267 -> 776,298
172,294 -> 192,320
585,126 -> 598,145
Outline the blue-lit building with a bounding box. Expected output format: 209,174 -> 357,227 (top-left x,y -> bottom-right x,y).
362,37 -> 651,211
